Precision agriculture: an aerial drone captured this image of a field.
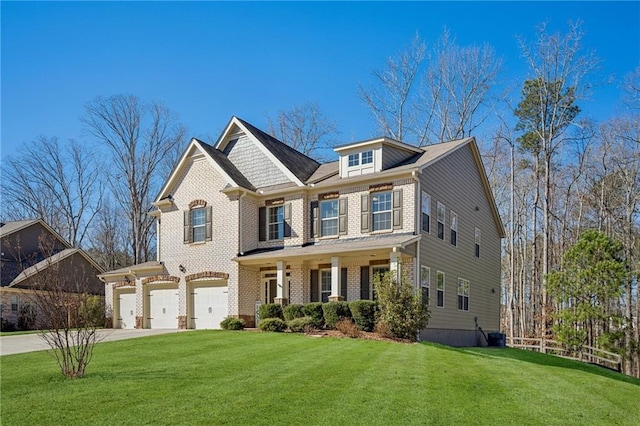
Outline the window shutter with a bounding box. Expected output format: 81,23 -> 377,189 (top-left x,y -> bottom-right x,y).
392,189 -> 403,229
183,210 -> 191,244
310,270 -> 319,302
283,203 -> 292,238
361,194 -> 370,232
258,207 -> 266,242
339,198 -> 348,235
311,201 -> 319,238
341,267 -> 348,299
205,205 -> 213,241
360,266 -> 370,300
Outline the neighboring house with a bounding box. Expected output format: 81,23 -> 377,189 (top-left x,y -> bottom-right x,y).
99,116 -> 504,346
0,219 -> 104,327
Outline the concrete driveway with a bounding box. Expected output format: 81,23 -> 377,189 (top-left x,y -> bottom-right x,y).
0,329 -> 186,356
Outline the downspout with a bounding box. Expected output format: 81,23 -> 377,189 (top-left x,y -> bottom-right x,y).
156,216 -> 161,262
238,191 -> 246,255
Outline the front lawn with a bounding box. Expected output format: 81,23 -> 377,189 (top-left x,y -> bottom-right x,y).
1,331 -> 638,425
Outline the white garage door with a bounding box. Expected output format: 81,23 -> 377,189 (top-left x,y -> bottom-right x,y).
192,285 -> 228,329
148,287 -> 178,329
117,291 -> 136,329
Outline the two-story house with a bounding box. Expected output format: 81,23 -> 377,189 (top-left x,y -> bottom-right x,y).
99,116 -> 504,346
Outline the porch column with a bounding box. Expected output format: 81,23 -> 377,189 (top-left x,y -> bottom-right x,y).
274,260 -> 288,306
390,248 -> 401,284
329,256 -> 343,302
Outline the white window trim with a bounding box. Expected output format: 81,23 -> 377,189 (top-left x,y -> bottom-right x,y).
421,266 -> 430,305
191,208 -> 206,243
320,199 -> 339,237
457,278 -> 470,311
450,210 -> 458,247
421,192 -> 431,234
361,150 -> 373,164
436,271 -> 445,308
267,205 -> 284,241
372,191 -> 392,232
437,202 -> 445,240
475,227 -> 481,258
348,153 -> 360,167
320,269 -> 332,302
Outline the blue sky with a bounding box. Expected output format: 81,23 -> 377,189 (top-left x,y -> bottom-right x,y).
2,1 -> 639,159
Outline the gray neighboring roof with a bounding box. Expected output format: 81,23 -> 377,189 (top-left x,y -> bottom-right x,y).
9,248 -> 103,287
235,232 -> 420,262
306,161 -> 339,184
0,219 -> 41,238
236,117 -> 321,183
196,139 -> 257,191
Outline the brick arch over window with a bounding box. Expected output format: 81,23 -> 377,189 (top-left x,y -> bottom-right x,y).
185,271 -> 229,282
188,199 -> 207,209
141,275 -> 181,285
112,281 -> 135,289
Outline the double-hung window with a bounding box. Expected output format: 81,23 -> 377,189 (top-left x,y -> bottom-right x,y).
450,211 -> 458,246
268,206 -> 284,240
320,200 -> 339,237
191,208 -> 206,243
371,192 -> 392,231
320,270 -> 332,302
436,271 -> 445,308
437,202 -> 445,240
421,192 -> 431,233
421,266 -> 430,305
458,278 -> 469,311
361,150 -> 373,164
475,228 -> 481,258
348,153 -> 360,167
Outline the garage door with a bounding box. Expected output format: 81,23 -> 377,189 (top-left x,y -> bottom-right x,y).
192,285 -> 228,329
148,287 -> 178,329
117,291 -> 136,329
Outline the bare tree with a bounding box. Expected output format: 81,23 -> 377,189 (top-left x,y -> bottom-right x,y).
1,137 -> 102,247
267,102 -> 339,159
86,196 -> 132,271
358,34 -> 425,142
359,31 -> 502,146
82,94 -> 186,264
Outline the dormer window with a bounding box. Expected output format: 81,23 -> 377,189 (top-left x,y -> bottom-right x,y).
348,153 -> 360,167
361,150 -> 373,164
348,151 -> 373,168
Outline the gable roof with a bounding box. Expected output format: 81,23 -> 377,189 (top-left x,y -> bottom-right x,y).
233,117 -> 321,183
9,248 -> 104,287
196,139 -> 256,191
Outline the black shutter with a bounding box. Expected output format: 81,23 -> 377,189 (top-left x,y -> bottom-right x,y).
183,210 -> 191,244
392,189 -> 403,229
310,270 -> 319,302
339,198 -> 348,235
361,194 -> 370,232
360,266 -> 370,300
205,205 -> 213,241
341,267 -> 348,300
259,207 -> 266,241
311,200 -> 319,237
283,203 -> 292,238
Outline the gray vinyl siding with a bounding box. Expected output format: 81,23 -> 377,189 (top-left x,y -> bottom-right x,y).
381,146 -> 416,170
226,135 -> 291,189
418,144 -> 501,335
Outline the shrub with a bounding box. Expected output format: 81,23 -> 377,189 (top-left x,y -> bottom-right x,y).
1,318 -> 16,332
374,271 -> 430,341
80,295 -> 106,328
258,303 -> 284,320
259,318 -> 286,332
322,301 -> 352,329
336,318 -> 360,338
283,303 -> 305,321
18,303 -> 37,330
302,302 -> 324,328
349,300 -> 377,332
287,316 -> 315,333
220,317 -> 245,330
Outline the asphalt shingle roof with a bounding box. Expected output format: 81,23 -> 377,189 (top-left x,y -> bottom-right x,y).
196,139 -> 257,191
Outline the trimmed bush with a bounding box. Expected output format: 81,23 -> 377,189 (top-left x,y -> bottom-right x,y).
336,318 -> 360,338
302,302 -> 325,328
322,301 -> 352,329
287,316 -> 315,333
220,317 -> 245,330
258,303 -> 284,320
350,300 -> 377,332
283,304 -> 305,321
259,318 -> 286,332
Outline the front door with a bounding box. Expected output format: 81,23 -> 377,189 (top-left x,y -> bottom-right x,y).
263,279 -> 277,304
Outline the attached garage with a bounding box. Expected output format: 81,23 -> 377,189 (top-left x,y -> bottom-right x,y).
189,282 -> 228,329
147,285 -> 179,329
115,288 -> 136,329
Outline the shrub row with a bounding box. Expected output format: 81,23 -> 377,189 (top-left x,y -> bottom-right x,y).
257,300 -> 377,333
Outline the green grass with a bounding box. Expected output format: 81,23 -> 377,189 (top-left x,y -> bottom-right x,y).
1,332 -> 638,425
